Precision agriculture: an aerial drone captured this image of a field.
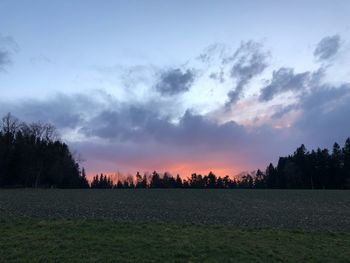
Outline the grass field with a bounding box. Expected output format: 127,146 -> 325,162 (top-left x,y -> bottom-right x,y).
1,189 -> 350,262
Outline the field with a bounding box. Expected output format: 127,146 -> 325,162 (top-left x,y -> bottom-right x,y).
1,189 -> 350,262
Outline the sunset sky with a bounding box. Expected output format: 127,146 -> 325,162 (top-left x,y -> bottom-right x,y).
1,0 -> 350,177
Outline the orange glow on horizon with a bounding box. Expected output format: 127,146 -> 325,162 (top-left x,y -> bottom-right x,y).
86,162 -> 241,182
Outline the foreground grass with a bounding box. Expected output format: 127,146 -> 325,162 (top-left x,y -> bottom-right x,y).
1,219 -> 350,263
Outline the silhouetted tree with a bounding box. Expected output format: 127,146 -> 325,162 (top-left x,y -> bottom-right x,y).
189,173 -> 205,188
207,171 -> 217,188
116,180 -> 124,189
150,171 -> 161,188
343,138 -> 350,188
254,169 -> 266,188
259,140 -> 350,189
135,172 -> 144,188
265,163 -> 277,188
90,173 -> 114,188
330,143 -> 343,188
175,174 -> 182,188
0,113 -> 87,188
80,168 -> 90,188
239,174 -> 254,188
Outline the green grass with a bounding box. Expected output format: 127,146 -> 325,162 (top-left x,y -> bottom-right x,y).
1,219 -> 350,263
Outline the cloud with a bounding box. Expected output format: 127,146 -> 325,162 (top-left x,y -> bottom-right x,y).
0,50 -> 11,71
75,105 -> 288,175
260,63 -> 350,147
0,93 -> 101,129
155,68 -> 196,96
0,90 -> 290,175
271,104 -> 298,119
314,35 -> 341,61
223,41 -> 269,106
2,80 -> 350,177
209,69 -> 225,83
292,83 -> 350,147
263,64 -> 350,148
2,35 -> 350,176
197,43 -> 227,64
30,55 -> 53,65
259,68 -> 310,101
81,105 -> 162,143
0,34 -> 19,71
274,84 -> 350,152
0,35 -> 19,51
81,104 -> 247,149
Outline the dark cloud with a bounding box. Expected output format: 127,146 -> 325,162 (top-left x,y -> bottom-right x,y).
0,35 -> 19,51
0,93 -> 100,129
293,84 -> 350,147
271,104 -> 298,119
223,41 -> 269,105
259,68 -> 310,101
209,69 -> 225,83
264,63 -> 350,148
81,105 -> 247,150
0,50 -> 11,71
155,68 -> 196,96
0,34 -> 19,71
314,35 -> 341,61
75,105 -> 287,175
81,106 -> 163,143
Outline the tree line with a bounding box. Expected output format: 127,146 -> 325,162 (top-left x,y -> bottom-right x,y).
263,141 -> 350,189
91,140 -> 350,189
90,171 -> 238,189
0,113 -> 89,188
1,113 -> 350,189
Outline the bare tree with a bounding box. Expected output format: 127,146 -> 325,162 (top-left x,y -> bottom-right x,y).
1,113 -> 19,135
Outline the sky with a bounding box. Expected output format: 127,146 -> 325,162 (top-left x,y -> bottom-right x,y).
1,0 -> 350,178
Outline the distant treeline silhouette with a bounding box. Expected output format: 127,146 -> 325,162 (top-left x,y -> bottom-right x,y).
91,141 -> 350,189
0,113 -> 89,188
1,113 -> 350,189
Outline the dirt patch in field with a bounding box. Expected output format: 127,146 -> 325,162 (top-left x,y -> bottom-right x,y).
0,189 -> 349,231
